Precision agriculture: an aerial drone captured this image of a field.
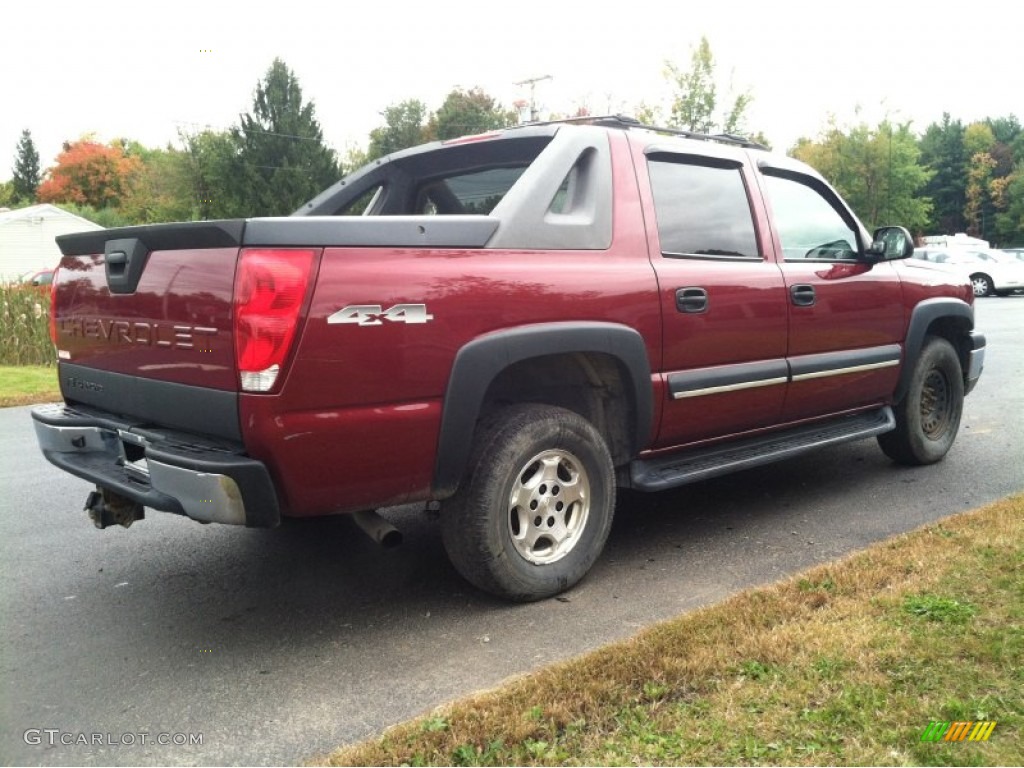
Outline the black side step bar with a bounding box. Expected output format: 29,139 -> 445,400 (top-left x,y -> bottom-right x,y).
630,407 -> 895,492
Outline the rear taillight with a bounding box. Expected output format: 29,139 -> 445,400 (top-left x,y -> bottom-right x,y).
234,249 -> 316,393
48,267 -> 60,347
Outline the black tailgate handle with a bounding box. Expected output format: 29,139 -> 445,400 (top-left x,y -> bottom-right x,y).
104,238 -> 150,294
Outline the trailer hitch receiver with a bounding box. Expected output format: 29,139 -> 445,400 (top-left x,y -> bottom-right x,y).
85,487 -> 145,529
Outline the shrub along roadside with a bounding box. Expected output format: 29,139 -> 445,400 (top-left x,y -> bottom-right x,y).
0,283 -> 53,366
317,495 -> 1024,767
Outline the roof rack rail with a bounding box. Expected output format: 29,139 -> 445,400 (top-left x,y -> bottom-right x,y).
518,114 -> 768,150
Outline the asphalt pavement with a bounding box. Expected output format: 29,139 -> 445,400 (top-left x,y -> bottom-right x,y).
1,297 -> 1022,766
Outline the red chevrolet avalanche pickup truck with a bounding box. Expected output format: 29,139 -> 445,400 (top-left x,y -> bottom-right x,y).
32,117 -> 985,600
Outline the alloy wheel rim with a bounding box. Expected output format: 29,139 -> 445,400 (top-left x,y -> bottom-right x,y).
506,449 -> 590,565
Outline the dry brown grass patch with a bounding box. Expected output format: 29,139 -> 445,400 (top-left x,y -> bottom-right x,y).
317,494 -> 1024,766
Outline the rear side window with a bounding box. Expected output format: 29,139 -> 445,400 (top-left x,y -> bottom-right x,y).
648,157 -> 759,259
337,185 -> 383,215
414,167 -> 528,215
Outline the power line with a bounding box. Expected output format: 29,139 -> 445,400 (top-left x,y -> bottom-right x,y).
172,120 -> 327,143
236,126 -> 327,143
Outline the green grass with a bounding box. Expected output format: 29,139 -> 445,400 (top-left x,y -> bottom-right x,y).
0,365 -> 60,407
317,495 -> 1024,766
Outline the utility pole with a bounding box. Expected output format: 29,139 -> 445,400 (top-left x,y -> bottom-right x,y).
514,75 -> 552,122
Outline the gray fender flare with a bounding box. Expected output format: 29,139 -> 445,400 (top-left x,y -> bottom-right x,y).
896,298 -> 974,402
432,322 -> 653,497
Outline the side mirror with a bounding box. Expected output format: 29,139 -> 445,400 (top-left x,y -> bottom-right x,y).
865,226 -> 914,260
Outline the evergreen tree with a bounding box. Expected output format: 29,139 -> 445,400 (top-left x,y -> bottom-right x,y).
11,129 -> 41,204
231,58 -> 340,216
918,114 -> 966,234
181,128 -> 245,220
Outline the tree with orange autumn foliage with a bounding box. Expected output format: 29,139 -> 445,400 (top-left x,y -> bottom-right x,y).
37,137 -> 141,209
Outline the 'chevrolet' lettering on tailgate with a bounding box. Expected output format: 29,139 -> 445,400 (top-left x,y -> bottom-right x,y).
59,319 -> 218,350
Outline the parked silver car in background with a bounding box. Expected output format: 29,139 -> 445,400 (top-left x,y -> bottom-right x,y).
911,248 -> 1024,296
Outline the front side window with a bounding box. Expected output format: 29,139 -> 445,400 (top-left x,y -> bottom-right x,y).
762,173 -> 860,260
648,157 -> 759,259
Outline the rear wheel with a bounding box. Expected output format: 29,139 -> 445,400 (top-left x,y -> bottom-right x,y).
970,273 -> 994,297
878,336 -> 964,465
441,404 -> 615,601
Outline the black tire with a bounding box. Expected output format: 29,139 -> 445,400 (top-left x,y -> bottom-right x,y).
970,273 -> 993,297
878,336 -> 964,465
441,404 -> 615,601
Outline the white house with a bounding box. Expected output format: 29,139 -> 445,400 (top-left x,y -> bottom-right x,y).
0,204 -> 104,282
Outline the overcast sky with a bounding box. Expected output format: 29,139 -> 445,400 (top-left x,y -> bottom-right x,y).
3,0 -> 1021,175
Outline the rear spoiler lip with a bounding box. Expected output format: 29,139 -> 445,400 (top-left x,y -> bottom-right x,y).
56,220 -> 246,256
57,215 -> 501,255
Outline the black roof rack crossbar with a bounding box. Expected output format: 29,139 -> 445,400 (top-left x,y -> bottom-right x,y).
516,114 -> 768,150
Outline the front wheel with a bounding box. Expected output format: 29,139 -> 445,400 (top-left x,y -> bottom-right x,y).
441,404 -> 615,601
878,336 -> 964,465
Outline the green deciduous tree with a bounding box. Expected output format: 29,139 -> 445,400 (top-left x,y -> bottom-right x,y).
963,121 -> 995,158
792,118 -> 933,231
367,100 -> 429,161
231,58 -> 340,216
965,150 -> 996,239
11,129 -> 41,205
976,117 -> 1019,243
428,87 -> 516,141
118,142 -> 195,223
963,122 -> 997,240
340,144 -> 369,176
994,162 -> 1024,244
666,36 -> 752,135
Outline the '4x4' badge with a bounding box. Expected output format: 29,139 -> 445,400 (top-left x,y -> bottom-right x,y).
327,304 -> 434,327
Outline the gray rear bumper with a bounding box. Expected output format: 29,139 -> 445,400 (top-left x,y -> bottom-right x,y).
31,403 -> 279,527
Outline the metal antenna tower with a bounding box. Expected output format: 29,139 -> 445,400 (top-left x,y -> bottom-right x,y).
514,75 -> 553,122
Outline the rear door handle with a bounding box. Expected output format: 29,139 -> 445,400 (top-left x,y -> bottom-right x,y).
790,284 -> 816,307
675,287 -> 708,314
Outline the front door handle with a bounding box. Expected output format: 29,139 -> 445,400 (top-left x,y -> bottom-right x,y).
790,284 -> 816,307
675,287 -> 708,314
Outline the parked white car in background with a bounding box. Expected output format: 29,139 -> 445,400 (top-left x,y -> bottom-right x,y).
911,248 -> 1024,296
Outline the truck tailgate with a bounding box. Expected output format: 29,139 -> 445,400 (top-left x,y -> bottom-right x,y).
53,221 -> 243,438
